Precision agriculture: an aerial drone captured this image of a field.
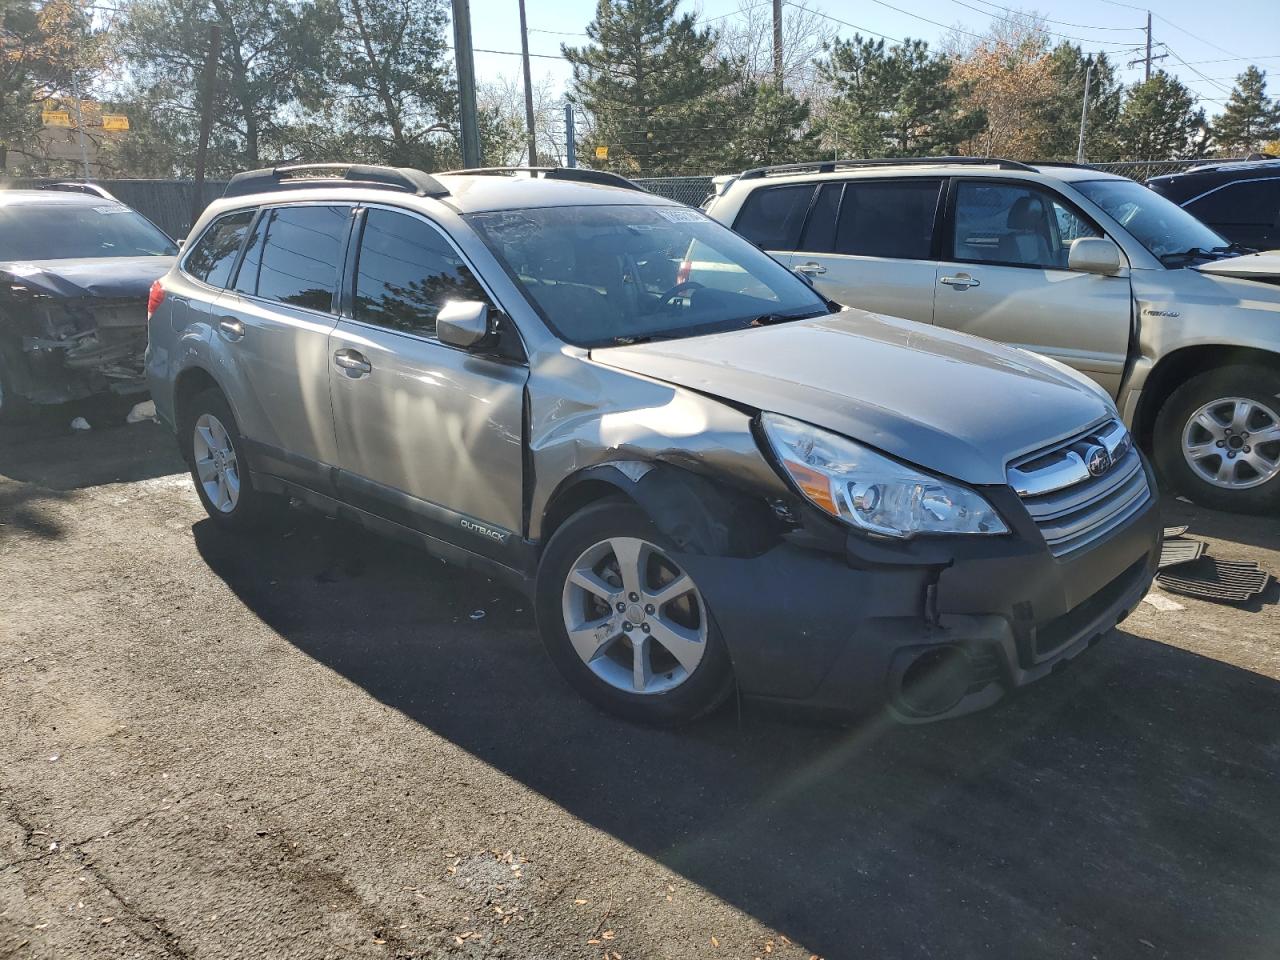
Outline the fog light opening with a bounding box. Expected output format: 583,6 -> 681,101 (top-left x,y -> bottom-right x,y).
896,647 -> 970,718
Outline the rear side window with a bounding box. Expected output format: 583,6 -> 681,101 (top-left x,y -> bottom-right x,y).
1187,179 -> 1280,225
183,210 -> 253,287
250,205 -> 351,312
836,179 -> 941,260
732,184 -> 814,250
353,209 -> 488,338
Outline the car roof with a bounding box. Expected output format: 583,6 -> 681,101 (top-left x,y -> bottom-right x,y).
198,170 -> 673,223
0,189 -> 124,208
1149,157 -> 1280,184
725,161 -> 1130,188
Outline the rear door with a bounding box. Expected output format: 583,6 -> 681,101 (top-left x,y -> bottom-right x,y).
932,179 -> 1133,396
327,206 -> 528,548
785,178 -> 943,323
1183,177 -> 1280,250
214,203 -> 352,479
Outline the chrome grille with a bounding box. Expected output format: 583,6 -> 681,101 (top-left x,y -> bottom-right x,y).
1008,419 -> 1152,557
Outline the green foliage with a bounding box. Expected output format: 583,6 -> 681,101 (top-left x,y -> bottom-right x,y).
722,80 -> 817,167
1211,67 -> 1280,155
818,34 -> 982,158
1115,71 -> 1206,161
1036,45 -> 1123,162
564,0 -> 739,175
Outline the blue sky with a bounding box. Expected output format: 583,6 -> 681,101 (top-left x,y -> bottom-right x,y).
466,0 -> 1280,117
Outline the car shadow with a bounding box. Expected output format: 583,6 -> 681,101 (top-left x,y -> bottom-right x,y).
192,509 -> 1280,959
0,398 -> 184,491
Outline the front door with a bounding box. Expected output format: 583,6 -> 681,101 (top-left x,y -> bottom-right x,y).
327,206 -> 528,549
932,179 -> 1133,396
214,203 -> 351,477
786,178 -> 944,324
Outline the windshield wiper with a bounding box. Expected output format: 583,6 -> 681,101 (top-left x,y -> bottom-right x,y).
1159,247 -> 1218,266
1213,242 -> 1258,257
748,310 -> 826,327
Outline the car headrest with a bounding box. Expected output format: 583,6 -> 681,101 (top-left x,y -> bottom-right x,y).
1007,195 -> 1044,231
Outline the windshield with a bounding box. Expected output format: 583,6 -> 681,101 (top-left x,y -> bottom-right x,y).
0,202 -> 176,260
1074,179 -> 1227,262
466,204 -> 829,346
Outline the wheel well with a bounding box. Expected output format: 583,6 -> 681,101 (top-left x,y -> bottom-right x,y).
1133,345 -> 1280,451
172,367 -> 222,441
541,478 -> 631,542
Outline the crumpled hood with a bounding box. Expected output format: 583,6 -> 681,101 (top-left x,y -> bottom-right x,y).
0,256 -> 174,300
1192,250 -> 1280,281
592,310 -> 1115,485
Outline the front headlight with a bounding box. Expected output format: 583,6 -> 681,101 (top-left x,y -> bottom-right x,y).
760,413 -> 1008,538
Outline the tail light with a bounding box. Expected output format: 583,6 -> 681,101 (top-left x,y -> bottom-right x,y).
147,279 -> 165,319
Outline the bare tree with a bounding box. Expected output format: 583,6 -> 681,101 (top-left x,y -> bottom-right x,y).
716,0 -> 836,96
478,71 -> 564,164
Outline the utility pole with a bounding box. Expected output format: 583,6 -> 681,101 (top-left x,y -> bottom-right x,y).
517,0 -> 538,166
192,23 -> 221,224
563,102 -> 576,167
69,70 -> 91,181
451,0 -> 482,167
1128,11 -> 1166,81
1076,56 -> 1093,163
772,0 -> 783,88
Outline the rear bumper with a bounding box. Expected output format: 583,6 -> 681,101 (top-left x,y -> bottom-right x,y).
675,459 -> 1161,722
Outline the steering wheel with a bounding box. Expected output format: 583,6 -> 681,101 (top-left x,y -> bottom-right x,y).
659,280 -> 705,305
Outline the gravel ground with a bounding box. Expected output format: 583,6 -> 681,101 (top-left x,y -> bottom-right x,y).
2,403 -> 1279,960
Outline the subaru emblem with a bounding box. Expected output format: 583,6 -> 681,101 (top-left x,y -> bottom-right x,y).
1085,445 -> 1111,477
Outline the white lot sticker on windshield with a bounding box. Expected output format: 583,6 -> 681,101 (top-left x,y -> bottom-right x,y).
94,205 -> 128,215
656,208 -> 707,223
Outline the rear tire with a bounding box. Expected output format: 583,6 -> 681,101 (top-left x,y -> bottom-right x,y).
535,499 -> 734,726
1153,364 -> 1280,514
181,387 -> 280,530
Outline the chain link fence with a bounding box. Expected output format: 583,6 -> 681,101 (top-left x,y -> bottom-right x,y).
633,176 -> 716,207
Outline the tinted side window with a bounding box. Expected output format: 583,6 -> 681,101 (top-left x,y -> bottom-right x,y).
835,179 -> 941,260
1187,179 -> 1280,225
254,205 -> 350,312
354,209 -> 488,338
733,184 -> 815,250
184,211 -> 253,287
231,212 -> 266,296
952,182 -> 1098,269
798,183 -> 841,253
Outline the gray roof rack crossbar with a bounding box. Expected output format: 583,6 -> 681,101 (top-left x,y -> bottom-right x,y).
442,166 -> 645,192
222,164 -> 449,199
737,156 -> 1038,179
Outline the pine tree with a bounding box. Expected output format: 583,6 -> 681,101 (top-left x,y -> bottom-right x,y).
1036,45 -> 1123,162
1114,71 -> 1205,160
819,35 -> 982,158
723,80 -> 818,167
1212,66 -> 1280,155
563,0 -> 737,176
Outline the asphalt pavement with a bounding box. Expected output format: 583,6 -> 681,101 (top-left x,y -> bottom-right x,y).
2,402 -> 1278,960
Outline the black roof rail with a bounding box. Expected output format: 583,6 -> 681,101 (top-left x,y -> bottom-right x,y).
442,165 -> 645,192
222,163 -> 448,199
737,156 -> 1038,179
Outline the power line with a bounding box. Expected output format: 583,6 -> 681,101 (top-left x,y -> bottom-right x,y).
946,0 -> 1144,47
953,0 -> 1143,32
789,3 -> 904,44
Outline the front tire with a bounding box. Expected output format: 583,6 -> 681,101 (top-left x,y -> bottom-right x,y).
535,499 -> 734,725
1153,364 -> 1280,513
181,388 -> 280,530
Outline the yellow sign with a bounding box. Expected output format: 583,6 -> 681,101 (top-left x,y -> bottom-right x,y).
594,145 -> 609,160
42,110 -> 72,128
102,114 -> 130,131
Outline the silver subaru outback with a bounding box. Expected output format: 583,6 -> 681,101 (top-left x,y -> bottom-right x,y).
146,164 -> 1161,725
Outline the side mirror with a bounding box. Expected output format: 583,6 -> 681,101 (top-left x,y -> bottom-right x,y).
1068,237 -> 1123,275
437,300 -> 492,349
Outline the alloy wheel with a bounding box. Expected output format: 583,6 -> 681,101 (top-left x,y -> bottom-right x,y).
560,536 -> 708,695
1181,396 -> 1280,490
192,412 -> 241,513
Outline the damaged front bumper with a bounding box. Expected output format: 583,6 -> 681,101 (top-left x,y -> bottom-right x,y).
674,460 -> 1162,722
11,298 -> 148,403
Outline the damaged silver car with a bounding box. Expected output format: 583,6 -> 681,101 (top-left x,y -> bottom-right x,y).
0,189 -> 176,420
147,164 -> 1161,725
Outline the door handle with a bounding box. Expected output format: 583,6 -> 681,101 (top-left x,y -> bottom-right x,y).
333,348 -> 372,376
940,274 -> 980,289
794,261 -> 827,275
217,316 -> 245,340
